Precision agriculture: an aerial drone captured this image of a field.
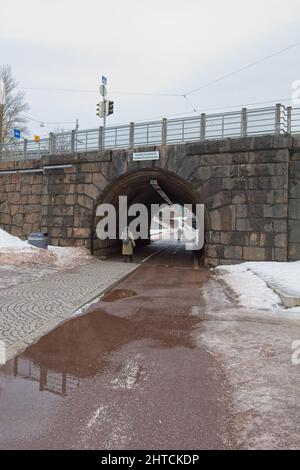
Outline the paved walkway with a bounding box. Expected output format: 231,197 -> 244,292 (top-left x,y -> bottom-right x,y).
0,244 -> 230,450
0,260 -> 138,361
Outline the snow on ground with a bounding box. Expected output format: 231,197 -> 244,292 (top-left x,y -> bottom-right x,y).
0,229 -> 92,289
48,245 -> 92,270
216,262 -> 300,312
0,228 -> 54,266
244,261 -> 300,298
202,261 -> 300,447
0,228 -> 31,249
194,277 -> 300,449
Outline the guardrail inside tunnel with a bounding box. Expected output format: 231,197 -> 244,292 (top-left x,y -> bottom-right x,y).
0,103 -> 299,162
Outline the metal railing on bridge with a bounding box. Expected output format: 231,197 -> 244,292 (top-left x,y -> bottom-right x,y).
0,103 -> 299,162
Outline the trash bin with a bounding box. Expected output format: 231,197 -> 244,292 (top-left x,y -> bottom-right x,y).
28,232 -> 48,249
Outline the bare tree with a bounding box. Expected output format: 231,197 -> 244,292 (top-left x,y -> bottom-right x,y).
0,65 -> 29,144
52,126 -> 72,153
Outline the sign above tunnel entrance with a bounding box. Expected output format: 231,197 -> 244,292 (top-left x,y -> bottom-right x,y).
133,151 -> 160,161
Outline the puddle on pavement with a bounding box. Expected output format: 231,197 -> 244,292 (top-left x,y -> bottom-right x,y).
101,289 -> 137,302
0,306 -> 200,400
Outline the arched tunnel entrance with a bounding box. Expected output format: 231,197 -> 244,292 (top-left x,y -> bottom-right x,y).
91,168 -> 209,264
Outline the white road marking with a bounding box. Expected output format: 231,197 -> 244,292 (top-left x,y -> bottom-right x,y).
87,405 -> 108,429
141,247 -> 166,264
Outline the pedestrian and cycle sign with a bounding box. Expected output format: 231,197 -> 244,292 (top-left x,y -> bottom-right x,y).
101,76 -> 107,85
13,128 -> 21,139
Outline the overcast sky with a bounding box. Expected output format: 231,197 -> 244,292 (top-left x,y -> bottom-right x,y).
1,0 -> 300,137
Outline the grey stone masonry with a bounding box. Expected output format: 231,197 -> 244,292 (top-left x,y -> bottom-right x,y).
288,136 -> 300,261
0,134 -> 299,266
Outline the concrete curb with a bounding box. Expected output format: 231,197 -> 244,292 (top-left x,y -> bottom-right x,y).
274,288 -> 300,309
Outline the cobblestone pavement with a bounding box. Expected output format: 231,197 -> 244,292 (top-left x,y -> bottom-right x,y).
0,260 -> 138,360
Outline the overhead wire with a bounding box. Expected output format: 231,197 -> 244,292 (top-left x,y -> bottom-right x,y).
21,113 -> 76,126
16,39 -> 300,127
185,40 -> 300,95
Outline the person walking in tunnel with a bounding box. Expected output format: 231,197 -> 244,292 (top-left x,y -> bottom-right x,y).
121,226 -> 136,262
177,226 -> 184,242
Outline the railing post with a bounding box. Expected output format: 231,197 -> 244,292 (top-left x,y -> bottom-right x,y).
221,116 -> 225,139
275,103 -> 282,134
98,126 -> 104,150
241,108 -> 248,137
162,118 -> 167,145
71,130 -> 75,153
200,113 -> 206,141
23,139 -> 27,159
129,122 -> 134,148
287,106 -> 292,134
49,132 -> 55,154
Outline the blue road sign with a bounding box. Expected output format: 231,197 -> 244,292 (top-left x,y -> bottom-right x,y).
13,128 -> 21,139
101,76 -> 107,85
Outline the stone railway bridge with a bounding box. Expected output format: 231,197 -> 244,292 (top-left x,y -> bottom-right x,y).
0,134 -> 300,267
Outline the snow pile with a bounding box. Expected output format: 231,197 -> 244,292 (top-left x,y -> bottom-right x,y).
0,228 -> 55,265
0,228 -> 33,250
0,246 -> 92,289
0,228 -> 92,270
216,263 -> 281,310
48,245 -> 92,269
245,261 -> 300,298
216,261 -> 300,311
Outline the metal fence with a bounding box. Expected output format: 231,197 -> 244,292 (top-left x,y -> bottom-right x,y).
0,103 -> 298,162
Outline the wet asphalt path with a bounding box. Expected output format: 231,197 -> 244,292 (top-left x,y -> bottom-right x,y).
0,242 -> 231,449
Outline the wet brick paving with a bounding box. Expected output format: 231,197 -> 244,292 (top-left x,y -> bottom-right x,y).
0,260 -> 137,351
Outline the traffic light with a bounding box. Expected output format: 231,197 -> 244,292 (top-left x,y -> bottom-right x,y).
96,101 -> 105,118
97,100 -> 113,118
106,100 -> 114,116
96,102 -> 100,117
109,100 -> 114,116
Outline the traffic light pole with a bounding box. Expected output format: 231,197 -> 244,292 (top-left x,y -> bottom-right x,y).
98,78 -> 113,149
102,95 -> 106,149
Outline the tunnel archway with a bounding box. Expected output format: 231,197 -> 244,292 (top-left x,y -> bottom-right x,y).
91,167 -> 210,261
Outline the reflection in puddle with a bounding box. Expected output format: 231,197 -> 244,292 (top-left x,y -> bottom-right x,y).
1,356 -> 80,397
0,310 -> 132,397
